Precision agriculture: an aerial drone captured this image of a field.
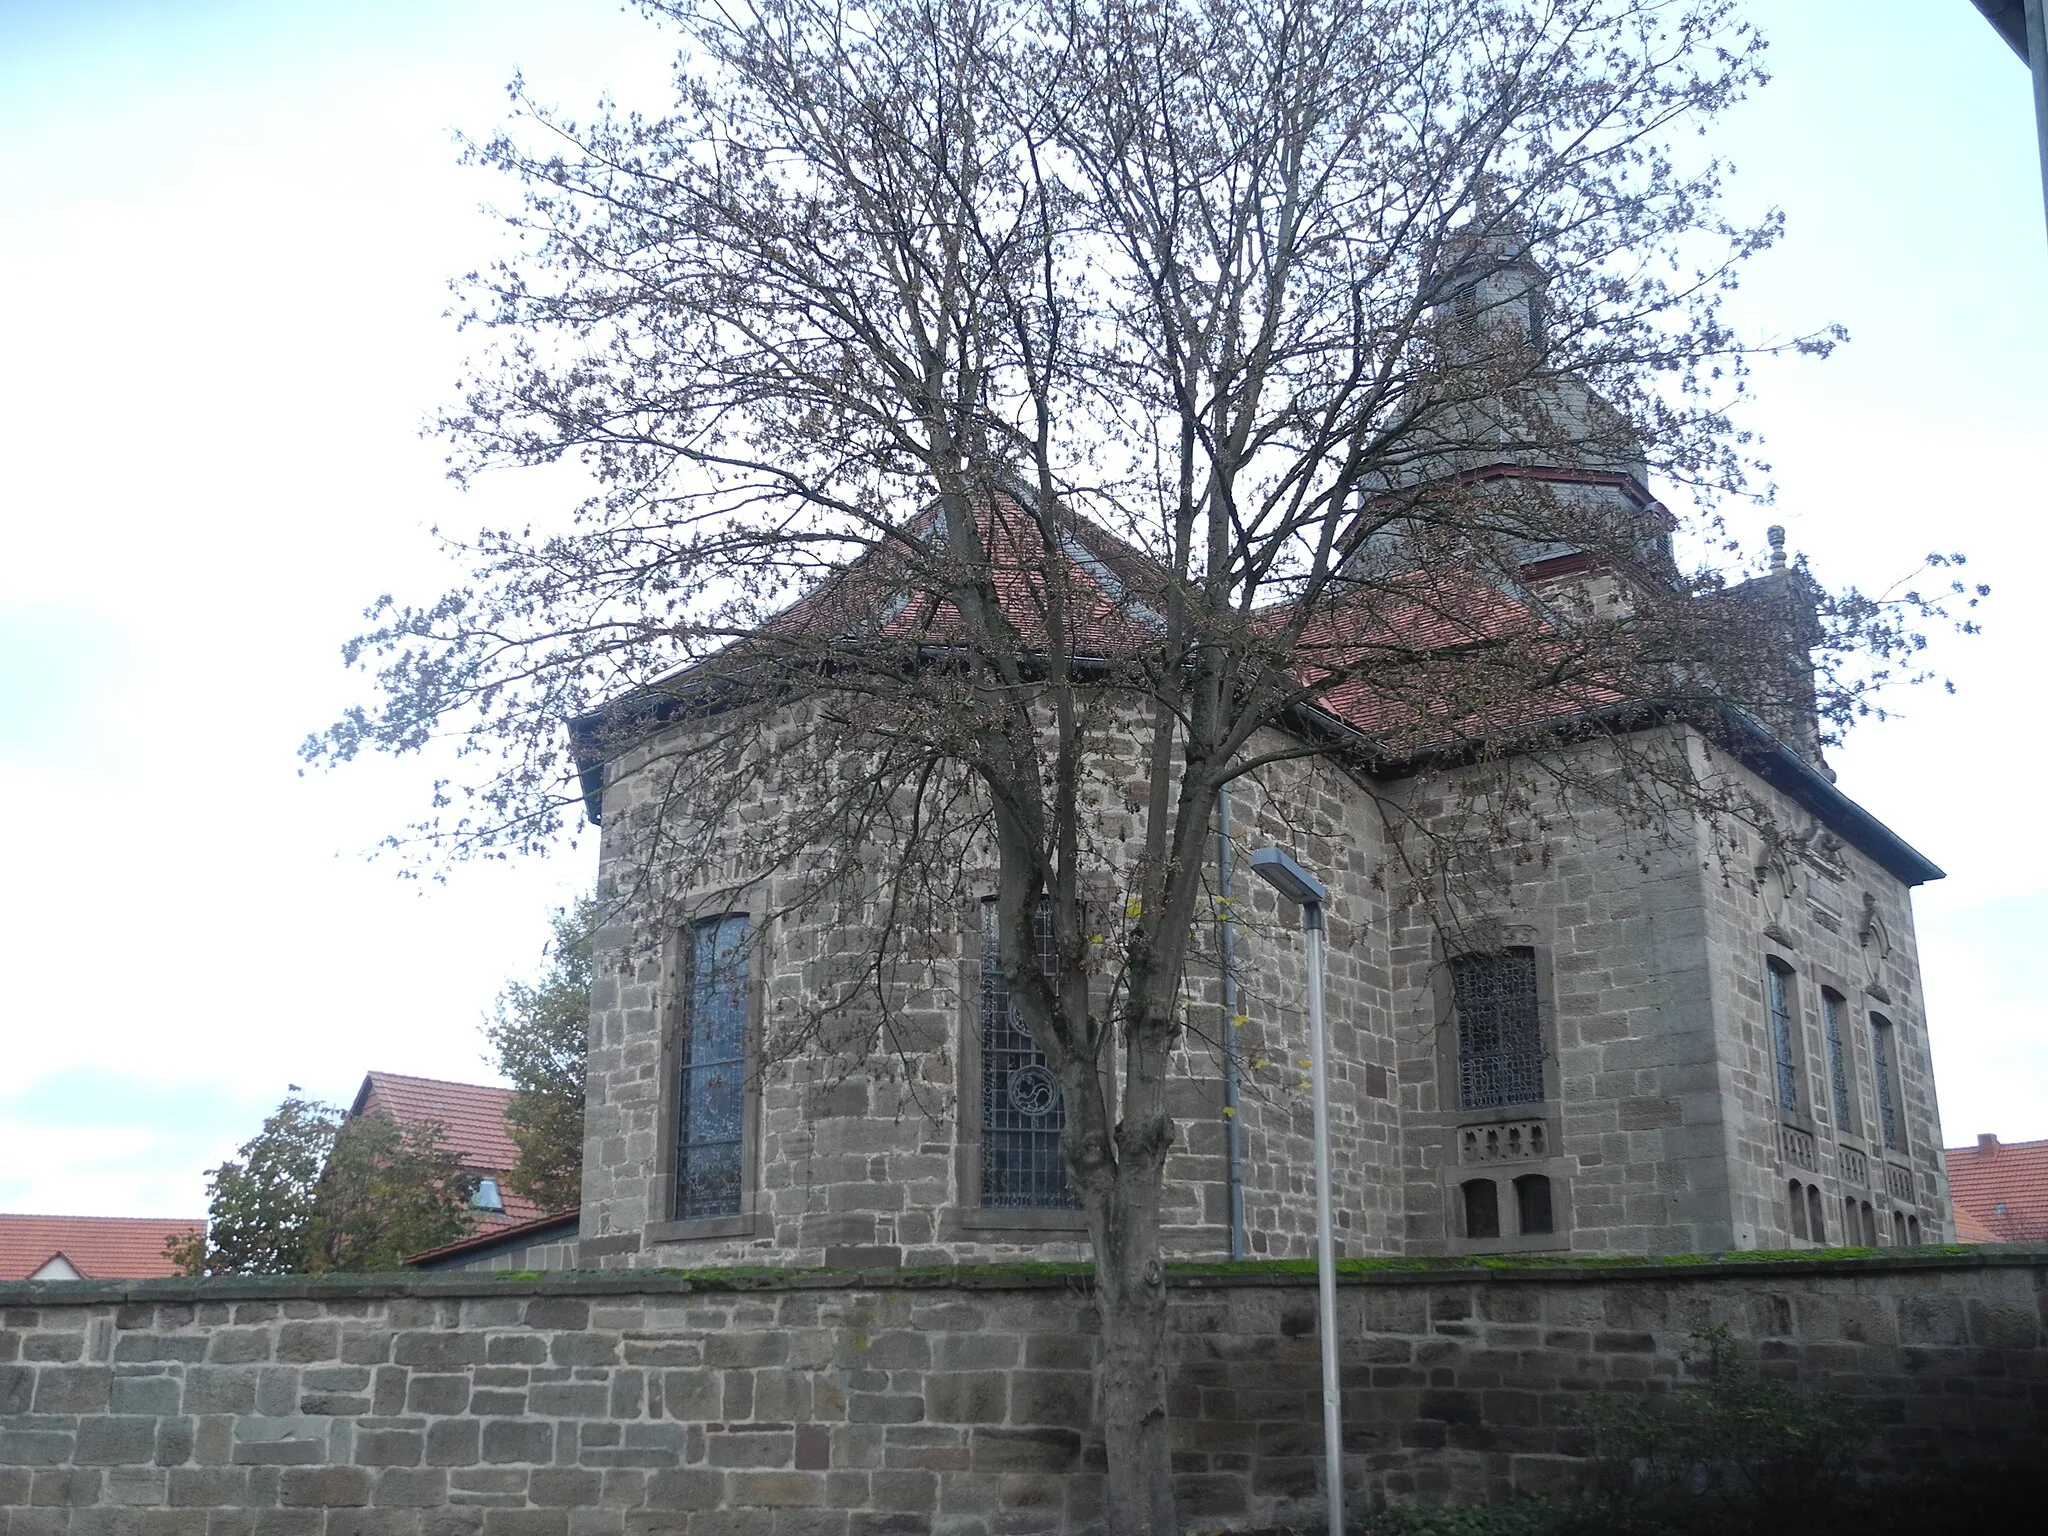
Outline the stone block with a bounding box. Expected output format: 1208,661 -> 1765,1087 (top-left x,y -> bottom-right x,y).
480,1421 -> 553,1466
1006,1374 -> 1089,1429
407,1376 -> 472,1417
922,1374 -> 1005,1426
393,1334 -> 486,1370
0,1365 -> 30,1415
34,1366 -> 113,1414
274,1325 -> 339,1365
367,1469 -> 448,1509
168,1468 -> 250,1507
279,1467 -> 374,1507
726,1472 -> 824,1509
964,1430 -> 1077,1474
355,1430 -> 425,1468
424,1421 -> 481,1468
30,1467 -> 105,1506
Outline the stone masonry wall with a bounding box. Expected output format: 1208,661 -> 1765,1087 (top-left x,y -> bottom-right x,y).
4,1251 -> 2044,1536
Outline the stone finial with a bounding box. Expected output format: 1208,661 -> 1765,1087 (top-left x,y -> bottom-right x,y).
1767,525 -> 1787,572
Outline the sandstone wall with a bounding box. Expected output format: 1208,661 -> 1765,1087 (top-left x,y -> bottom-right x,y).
3,1252 -> 2043,1536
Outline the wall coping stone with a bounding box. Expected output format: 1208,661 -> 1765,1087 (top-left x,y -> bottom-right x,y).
4,1245 -> 2044,1306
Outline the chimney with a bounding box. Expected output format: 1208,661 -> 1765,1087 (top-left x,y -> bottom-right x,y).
1978,1133 -> 2001,1155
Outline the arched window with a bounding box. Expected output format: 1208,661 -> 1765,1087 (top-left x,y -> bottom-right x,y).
1766,961 -> 1800,1113
1870,1015 -> 1902,1151
980,899 -> 1076,1210
1907,1214 -> 1922,1246
1462,1178 -> 1500,1239
1807,1185 -> 1826,1245
1822,990 -> 1854,1131
1514,1174 -> 1554,1236
677,914 -> 750,1220
1844,1194 -> 1860,1245
1789,1180 -> 1809,1241
1861,1200 -> 1878,1247
1452,948 -> 1543,1110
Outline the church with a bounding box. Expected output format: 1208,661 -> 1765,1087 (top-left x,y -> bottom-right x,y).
563,247 -> 1955,1274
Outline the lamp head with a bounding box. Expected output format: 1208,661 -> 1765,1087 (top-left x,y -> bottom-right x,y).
1250,847 -> 1326,929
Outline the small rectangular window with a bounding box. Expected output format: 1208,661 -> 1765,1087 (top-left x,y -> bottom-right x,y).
1822,989 -> 1854,1131
1870,1015 -> 1902,1152
980,899 -> 1077,1210
1766,961 -> 1799,1114
1462,1178 -> 1500,1239
676,914 -> 748,1221
1452,948 -> 1543,1110
1514,1174 -> 1553,1236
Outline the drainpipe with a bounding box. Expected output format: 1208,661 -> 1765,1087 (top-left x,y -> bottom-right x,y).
1218,783 -> 1246,1261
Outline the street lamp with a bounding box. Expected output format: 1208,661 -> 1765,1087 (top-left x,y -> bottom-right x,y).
1248,846 -> 1343,1536
1971,1 -> 2048,243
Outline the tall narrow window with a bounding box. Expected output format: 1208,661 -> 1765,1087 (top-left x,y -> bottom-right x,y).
1766,961 -> 1799,1113
1462,1178 -> 1500,1239
1807,1186 -> 1826,1245
1822,989 -> 1854,1130
676,915 -> 748,1221
1452,948 -> 1543,1110
1870,1015 -> 1901,1151
980,899 -> 1077,1210
1514,1174 -> 1554,1236
1789,1180 -> 1809,1240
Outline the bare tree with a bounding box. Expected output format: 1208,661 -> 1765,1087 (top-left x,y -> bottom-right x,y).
312,1 -> 1977,1528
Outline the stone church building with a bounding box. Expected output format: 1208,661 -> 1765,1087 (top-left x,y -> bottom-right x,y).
565,257 -> 1955,1276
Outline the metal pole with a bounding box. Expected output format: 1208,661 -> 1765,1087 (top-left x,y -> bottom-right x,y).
2029,0 -> 2048,244
1303,901 -> 1343,1536
1218,786 -> 1245,1262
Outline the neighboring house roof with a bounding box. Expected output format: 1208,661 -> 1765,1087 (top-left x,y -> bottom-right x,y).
0,1213 -> 203,1282
1945,1134 -> 2048,1243
348,1071 -> 550,1230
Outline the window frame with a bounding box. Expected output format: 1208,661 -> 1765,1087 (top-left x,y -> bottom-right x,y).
647,907 -> 769,1245
1434,936 -> 1560,1128
1432,926 -> 1569,1256
1820,985 -> 1857,1135
1869,1012 -> 1905,1154
942,889 -> 1100,1241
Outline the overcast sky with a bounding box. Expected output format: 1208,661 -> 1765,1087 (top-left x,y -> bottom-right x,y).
2,0 -> 2044,1220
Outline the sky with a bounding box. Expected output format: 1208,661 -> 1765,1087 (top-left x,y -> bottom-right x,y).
0,0 -> 2043,1220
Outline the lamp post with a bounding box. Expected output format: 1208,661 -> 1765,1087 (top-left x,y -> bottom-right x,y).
1249,846 -> 1342,1536
1971,0 -> 2048,243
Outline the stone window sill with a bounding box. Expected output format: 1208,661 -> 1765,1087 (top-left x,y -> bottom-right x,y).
645,1212 -> 771,1244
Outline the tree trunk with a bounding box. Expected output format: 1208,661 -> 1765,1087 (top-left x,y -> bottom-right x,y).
1092,1175 -> 1176,1536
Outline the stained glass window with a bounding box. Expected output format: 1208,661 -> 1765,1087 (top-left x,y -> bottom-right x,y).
1766,961 -> 1799,1113
676,914 -> 748,1221
1452,948 -> 1543,1110
1871,1015 -> 1901,1152
980,899 -> 1077,1210
1823,989 -> 1854,1130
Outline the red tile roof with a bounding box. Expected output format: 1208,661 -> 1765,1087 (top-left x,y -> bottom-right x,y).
349,1072 -> 551,1229
0,1214 -> 203,1282
1944,1134 -> 2048,1243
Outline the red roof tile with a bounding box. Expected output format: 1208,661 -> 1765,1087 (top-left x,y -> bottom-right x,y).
0,1214 -> 202,1282
350,1072 -> 553,1228
1944,1135 -> 2048,1243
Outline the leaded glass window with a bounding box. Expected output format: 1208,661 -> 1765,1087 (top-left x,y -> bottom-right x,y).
1823,989 -> 1854,1130
980,899 -> 1077,1210
1871,1015 -> 1901,1152
676,914 -> 748,1220
1766,961 -> 1799,1113
1452,948 -> 1543,1110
